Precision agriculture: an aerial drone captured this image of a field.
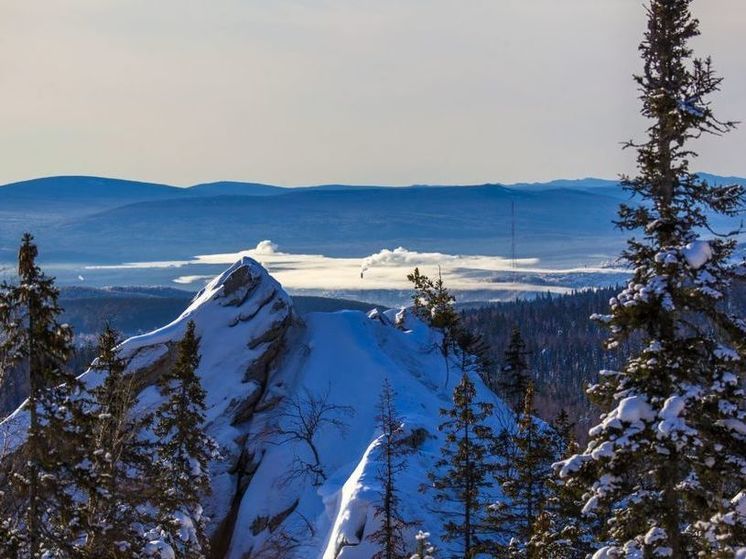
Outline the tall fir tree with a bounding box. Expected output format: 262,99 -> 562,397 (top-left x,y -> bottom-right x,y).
407,267 -> 461,386
556,1 -> 746,556
368,379 -> 409,559
429,368 -> 495,558
488,382 -> 556,557
411,530 -> 436,559
497,327 -> 531,412
549,409 -> 574,459
151,320 -> 217,559
526,412 -> 589,559
0,233 -> 89,557
80,324 -> 151,558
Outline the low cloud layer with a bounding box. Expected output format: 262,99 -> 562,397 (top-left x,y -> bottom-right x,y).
360,247 -> 538,274
87,241 -> 625,295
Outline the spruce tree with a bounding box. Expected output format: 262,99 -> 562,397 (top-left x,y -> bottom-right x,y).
0,233 -> 87,557
429,370 -> 495,558
369,379 -> 409,559
407,267 -> 461,386
549,409 -> 574,459
497,327 -> 530,412
411,530 -> 436,559
488,382 -> 555,557
527,413 -> 589,559
81,324 -> 151,558
151,320 -> 217,559
523,511 -> 574,559
0,510 -> 23,559
557,1 -> 746,556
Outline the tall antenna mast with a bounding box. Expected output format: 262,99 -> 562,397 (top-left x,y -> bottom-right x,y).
511,199 -> 517,270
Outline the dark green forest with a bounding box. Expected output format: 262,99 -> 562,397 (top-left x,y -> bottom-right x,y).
462,281 -> 746,440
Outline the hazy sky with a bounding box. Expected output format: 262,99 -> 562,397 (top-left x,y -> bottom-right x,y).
1,0 -> 745,186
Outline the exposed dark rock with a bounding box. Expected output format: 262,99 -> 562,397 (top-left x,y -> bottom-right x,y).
399,426 -> 429,450
228,386 -> 264,426
127,343 -> 177,391
220,266 -> 260,307
228,288 -> 278,328
268,499 -> 299,533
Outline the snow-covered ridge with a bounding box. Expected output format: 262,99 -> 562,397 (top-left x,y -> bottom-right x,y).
1,257 -> 516,558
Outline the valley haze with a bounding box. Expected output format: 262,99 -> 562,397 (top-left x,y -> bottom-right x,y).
2,173 -> 745,305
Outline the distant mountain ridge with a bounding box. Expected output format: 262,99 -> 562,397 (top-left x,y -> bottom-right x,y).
3,172 -> 744,204
36,184 -> 627,263
1,173 -> 743,288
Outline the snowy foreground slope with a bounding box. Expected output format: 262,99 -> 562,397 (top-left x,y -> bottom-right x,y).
2,257 -> 515,558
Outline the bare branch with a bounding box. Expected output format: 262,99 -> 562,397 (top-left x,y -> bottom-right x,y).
267,386 -> 354,486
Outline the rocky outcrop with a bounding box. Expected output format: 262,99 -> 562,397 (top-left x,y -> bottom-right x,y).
0,257 -> 298,558
101,257 -> 296,553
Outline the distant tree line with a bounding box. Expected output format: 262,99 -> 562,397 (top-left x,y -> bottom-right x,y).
461,287 -> 631,441
462,280 -> 746,441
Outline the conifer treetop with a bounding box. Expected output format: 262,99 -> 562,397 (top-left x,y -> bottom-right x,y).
558,1 -> 746,557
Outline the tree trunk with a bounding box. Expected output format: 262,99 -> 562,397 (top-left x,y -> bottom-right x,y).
26,307 -> 40,557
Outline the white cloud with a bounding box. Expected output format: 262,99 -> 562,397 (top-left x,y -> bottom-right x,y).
173,275 -> 214,285
253,240 -> 278,255
360,246 -> 538,274
88,241 -> 626,295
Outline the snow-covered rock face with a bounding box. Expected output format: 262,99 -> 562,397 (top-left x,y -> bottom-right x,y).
1,258 -> 516,559
115,257 -> 296,557
205,294 -> 515,558
121,257 -> 293,427
1,257 -> 296,557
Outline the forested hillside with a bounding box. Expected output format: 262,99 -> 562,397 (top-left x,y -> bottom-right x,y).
463,282 -> 746,440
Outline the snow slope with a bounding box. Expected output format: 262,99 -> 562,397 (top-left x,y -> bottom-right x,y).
229,304 -> 517,559
1,257 -> 516,558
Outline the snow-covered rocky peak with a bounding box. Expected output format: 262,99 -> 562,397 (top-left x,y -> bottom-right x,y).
120,256 -> 293,426
1,258 -> 515,559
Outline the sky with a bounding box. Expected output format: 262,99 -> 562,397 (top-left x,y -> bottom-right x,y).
1,0 -> 745,187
